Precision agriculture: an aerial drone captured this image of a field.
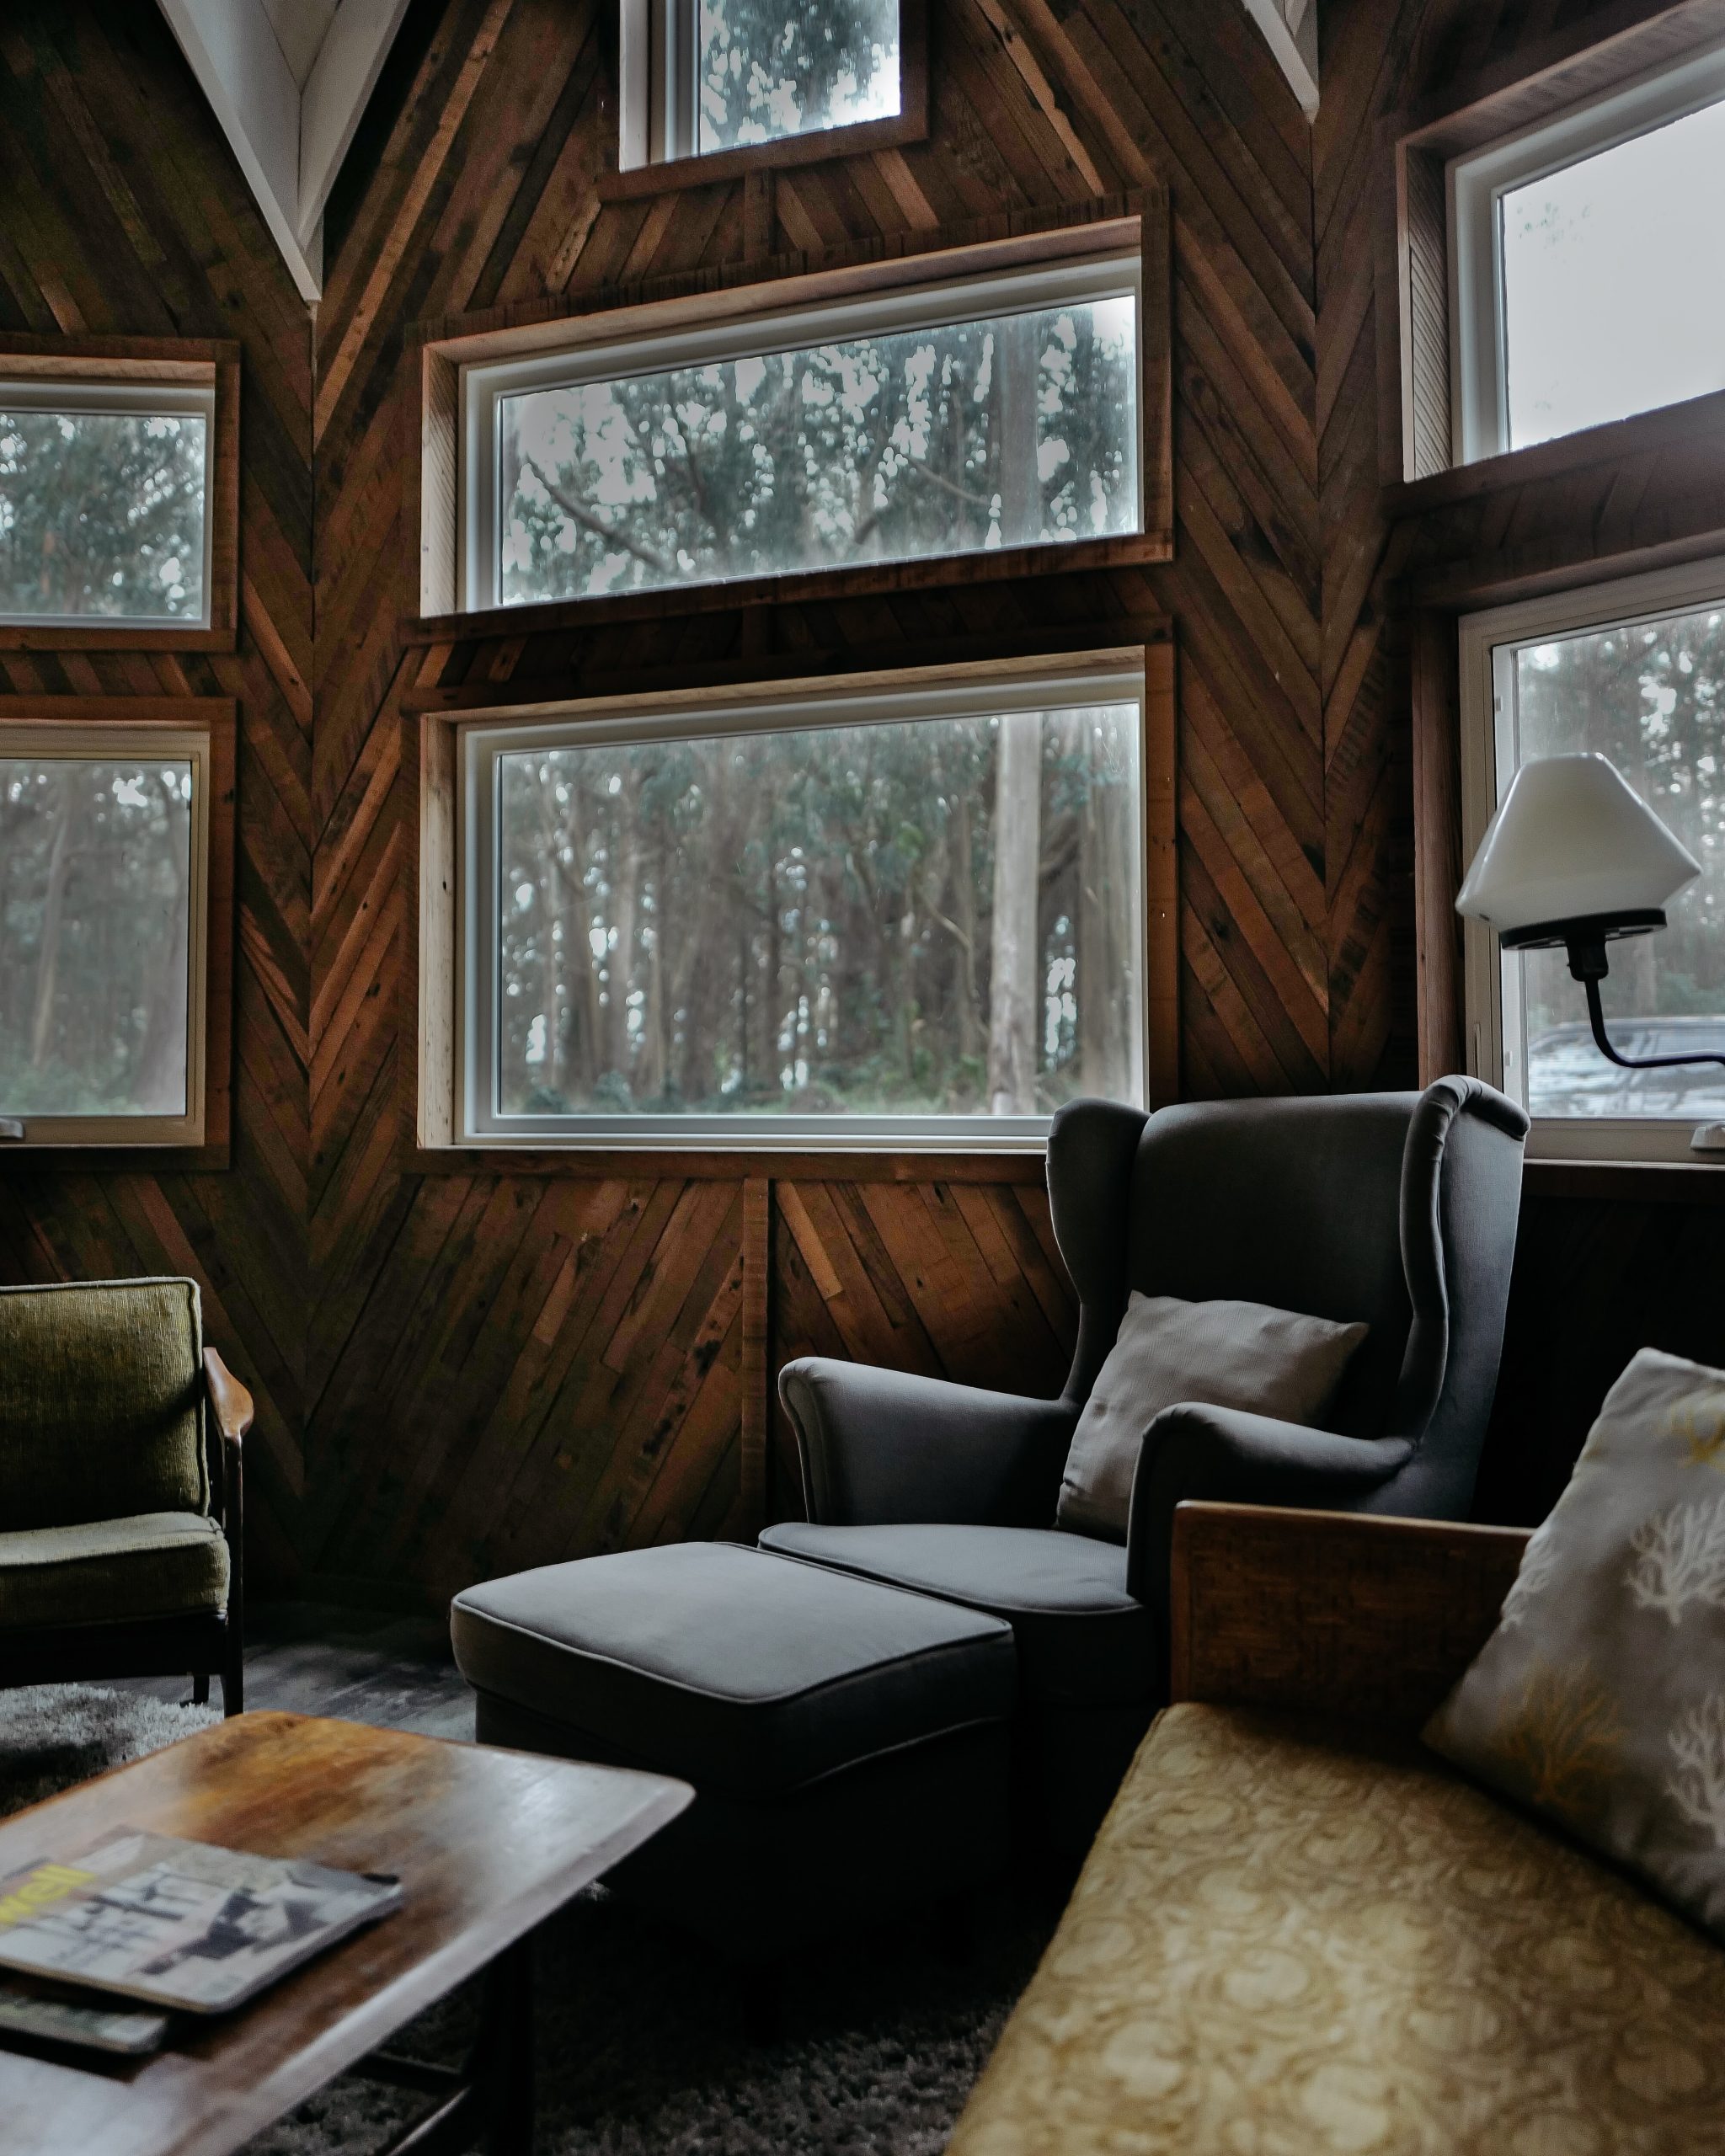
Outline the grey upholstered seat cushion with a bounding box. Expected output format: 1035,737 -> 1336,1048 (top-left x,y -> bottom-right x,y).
758,1523 -> 1154,1709
451,1542 -> 1015,1799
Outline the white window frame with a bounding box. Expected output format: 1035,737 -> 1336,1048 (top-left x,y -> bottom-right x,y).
0,723 -> 211,1149
457,248 -> 1144,615
456,654 -> 1150,1149
1459,555 -> 1725,1163
1448,39 -> 1725,465
618,0 -> 904,169
0,376 -> 218,632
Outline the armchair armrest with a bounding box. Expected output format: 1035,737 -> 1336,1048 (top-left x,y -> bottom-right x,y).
200,1348 -> 248,1715
202,1347 -> 253,1448
1124,1401 -> 1413,1608
778,1356 -> 1076,1525
1169,1501 -> 1530,1735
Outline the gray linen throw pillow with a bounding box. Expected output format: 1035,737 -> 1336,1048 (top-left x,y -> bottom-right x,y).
1056,1290 -> 1370,1540
1425,1347 -> 1725,1943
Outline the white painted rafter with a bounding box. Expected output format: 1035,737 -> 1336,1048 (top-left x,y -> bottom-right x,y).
156,0 -> 412,302
1242,0 -> 1319,120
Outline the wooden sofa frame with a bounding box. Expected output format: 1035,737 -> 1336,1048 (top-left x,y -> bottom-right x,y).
1169,1501 -> 1532,1735
0,1348 -> 253,1716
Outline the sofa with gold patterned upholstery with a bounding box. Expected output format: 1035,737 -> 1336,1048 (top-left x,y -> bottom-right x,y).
948,1502 -> 1725,2156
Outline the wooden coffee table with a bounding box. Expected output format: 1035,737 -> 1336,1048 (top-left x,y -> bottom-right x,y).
0,1711 -> 691,2156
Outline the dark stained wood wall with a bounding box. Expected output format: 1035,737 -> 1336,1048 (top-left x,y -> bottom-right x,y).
0,0 -> 1717,1608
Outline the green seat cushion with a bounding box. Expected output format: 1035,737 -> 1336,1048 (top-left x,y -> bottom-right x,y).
0,1514 -> 229,1630
0,1279 -> 208,1528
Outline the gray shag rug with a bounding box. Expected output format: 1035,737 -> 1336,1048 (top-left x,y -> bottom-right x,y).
0,1687 -> 1057,2153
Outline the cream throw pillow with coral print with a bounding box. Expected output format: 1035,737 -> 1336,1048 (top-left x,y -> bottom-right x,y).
1426,1347 -> 1725,1940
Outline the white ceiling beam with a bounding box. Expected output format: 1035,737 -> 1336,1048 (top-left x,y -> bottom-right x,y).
157,0 -> 411,303
1242,0 -> 1319,120
156,0 -> 318,299
298,0 -> 415,248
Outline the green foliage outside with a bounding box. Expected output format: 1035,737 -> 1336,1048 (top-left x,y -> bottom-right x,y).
498,299 -> 1136,603
0,760 -> 192,1118
494,704 -> 1141,1122
697,0 -> 899,149
0,410 -> 206,621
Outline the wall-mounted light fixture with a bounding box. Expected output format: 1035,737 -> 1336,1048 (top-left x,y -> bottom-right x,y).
1456,754 -> 1725,1118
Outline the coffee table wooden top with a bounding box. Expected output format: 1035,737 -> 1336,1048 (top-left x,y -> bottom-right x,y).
0,1711 -> 691,2156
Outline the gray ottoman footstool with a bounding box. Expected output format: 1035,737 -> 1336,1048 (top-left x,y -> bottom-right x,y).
451,1543 -> 1016,1966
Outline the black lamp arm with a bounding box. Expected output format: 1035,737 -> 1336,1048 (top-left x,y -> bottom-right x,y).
1580,975 -> 1725,1074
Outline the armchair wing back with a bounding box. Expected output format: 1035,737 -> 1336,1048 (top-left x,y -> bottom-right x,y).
1048,1075 -> 1530,1522
0,1278 -> 210,1529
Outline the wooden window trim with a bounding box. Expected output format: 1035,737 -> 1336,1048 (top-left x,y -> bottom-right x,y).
1375,0 -> 1725,488
403,190 -> 1172,637
398,629 -> 1178,1177
598,0 -> 928,200
0,695 -> 235,1171
0,336 -> 240,654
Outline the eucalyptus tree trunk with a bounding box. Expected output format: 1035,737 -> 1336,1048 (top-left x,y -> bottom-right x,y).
987,711 -> 1042,1114
29,772 -> 80,1070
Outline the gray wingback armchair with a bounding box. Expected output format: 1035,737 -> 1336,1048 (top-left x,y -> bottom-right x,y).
765,1077 -> 1529,1847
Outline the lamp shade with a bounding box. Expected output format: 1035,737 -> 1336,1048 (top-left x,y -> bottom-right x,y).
1456,753 -> 1701,940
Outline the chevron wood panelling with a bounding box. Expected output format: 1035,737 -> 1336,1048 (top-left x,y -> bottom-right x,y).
3,0 -> 1702,1605
0,4 -> 312,1588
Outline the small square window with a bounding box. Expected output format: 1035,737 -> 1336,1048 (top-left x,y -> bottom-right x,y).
617,0 -> 921,179
0,339 -> 239,651
0,382 -> 212,628
1450,47 -> 1725,462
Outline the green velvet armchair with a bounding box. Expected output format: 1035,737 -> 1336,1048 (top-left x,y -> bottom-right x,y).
0,1278 -> 251,1716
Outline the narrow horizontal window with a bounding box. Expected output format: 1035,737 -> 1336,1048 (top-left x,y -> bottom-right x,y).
0,726 -> 211,1147
459,251 -> 1142,611
620,0 -> 903,169
0,380 -> 215,629
457,664 -> 1147,1145
1459,563 -> 1725,1161
1450,45 -> 1725,462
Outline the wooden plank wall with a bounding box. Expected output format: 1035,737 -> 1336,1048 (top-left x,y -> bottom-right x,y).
0,0 -> 1713,1605
304,0 -> 1337,1603
1317,0 -> 1725,1518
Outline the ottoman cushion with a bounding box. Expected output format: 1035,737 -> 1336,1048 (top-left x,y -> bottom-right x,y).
451,1542 -> 1016,1797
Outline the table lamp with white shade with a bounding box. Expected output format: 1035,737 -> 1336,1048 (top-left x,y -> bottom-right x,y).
1455,752 -> 1725,1083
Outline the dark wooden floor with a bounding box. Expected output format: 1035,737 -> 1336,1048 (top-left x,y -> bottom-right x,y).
120,1604 -> 474,1741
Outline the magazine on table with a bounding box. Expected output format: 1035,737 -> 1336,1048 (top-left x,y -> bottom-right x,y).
0,1832 -> 402,2014
0,1977 -> 169,2055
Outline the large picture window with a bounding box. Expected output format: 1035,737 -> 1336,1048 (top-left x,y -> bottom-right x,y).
1449,44 -> 1725,463
459,250 -> 1141,613
456,661 -> 1148,1145
1460,561 -> 1725,1161
0,718 -> 215,1149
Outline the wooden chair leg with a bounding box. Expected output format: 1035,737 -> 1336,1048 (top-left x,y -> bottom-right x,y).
192,1672 -> 210,1707
221,1635 -> 244,1717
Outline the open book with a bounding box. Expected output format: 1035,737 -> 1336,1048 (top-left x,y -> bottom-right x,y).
0,1833 -> 401,2014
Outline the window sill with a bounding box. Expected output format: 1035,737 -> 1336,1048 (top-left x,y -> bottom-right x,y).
599,108 -> 929,200
1385,383 -> 1725,525
1522,1155 -> 1725,1204
0,1140 -> 231,1172
403,1143 -> 1047,1182
405,535 -> 1172,648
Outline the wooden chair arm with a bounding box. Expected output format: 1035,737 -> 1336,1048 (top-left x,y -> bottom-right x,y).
1169,1502 -> 1530,1736
202,1347 -> 254,1448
